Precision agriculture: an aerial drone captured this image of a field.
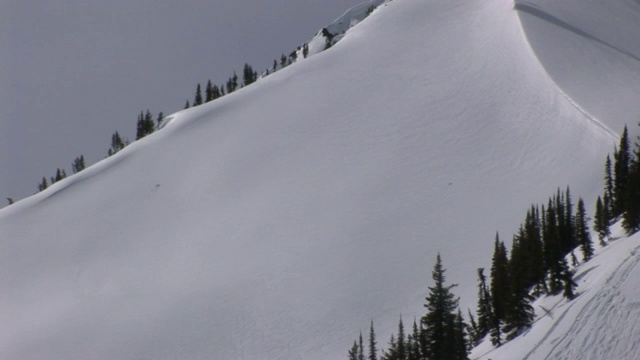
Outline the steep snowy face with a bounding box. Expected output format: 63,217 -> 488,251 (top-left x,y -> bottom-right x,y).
0,0 -> 636,359
516,0 -> 640,132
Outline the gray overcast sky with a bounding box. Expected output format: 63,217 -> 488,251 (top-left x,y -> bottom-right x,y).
0,0 -> 368,202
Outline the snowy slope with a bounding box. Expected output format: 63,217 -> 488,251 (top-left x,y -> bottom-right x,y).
1,0 -> 638,359
516,0 -> 640,132
472,224 -> 640,360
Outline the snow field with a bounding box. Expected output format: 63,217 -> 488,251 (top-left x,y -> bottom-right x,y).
2,0 -> 640,359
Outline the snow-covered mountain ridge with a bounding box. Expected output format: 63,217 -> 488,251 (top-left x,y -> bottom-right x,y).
2,0 -> 640,359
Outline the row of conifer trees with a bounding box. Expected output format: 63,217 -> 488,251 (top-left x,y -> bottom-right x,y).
24,3 -> 380,200
30,60 -> 271,196
27,22 -> 340,199
348,123 -> 640,360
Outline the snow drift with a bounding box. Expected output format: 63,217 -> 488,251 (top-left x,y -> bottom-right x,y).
2,0 -> 639,359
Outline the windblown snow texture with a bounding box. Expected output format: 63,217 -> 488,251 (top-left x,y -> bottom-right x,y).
1,0 -> 639,359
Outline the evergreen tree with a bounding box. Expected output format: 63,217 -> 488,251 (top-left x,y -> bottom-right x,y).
504,235 -> 535,340
407,319 -> 421,360
604,154 -> 615,221
194,83 -> 203,106
37,177 -> 48,192
528,206 -> 546,294
467,309 -> 482,348
349,341 -> 360,360
108,131 -> 126,156
243,63 -> 257,86
576,198 -> 594,261
359,332 -> 365,360
421,254 -> 465,360
280,54 -> 287,68
453,311 -> 468,359
205,80 -> 214,102
614,126 -> 631,216
72,155 -> 86,174
229,72 -> 238,92
226,75 -> 235,94
381,334 -> 398,360
563,187 -> 576,254
622,127 -> 640,234
54,168 -> 66,182
561,264 -> 577,300
156,112 -> 164,129
136,111 -> 144,140
467,310 -> 480,347
212,84 -> 221,100
135,109 -> 155,139
396,317 -> 406,360
489,234 -> 509,346
303,43 -> 309,58
543,200 -> 563,294
594,196 -> 610,246
475,268 -> 492,340
504,244 -> 535,340
184,100 -> 190,109
622,164 -> 640,234
369,321 -> 378,360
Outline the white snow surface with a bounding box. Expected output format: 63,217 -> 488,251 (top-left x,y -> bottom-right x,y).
2,0 -> 639,359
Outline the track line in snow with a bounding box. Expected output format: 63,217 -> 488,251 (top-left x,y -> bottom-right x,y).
544,243 -> 640,359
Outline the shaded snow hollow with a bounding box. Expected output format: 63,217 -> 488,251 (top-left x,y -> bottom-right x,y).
2,0 -> 640,359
